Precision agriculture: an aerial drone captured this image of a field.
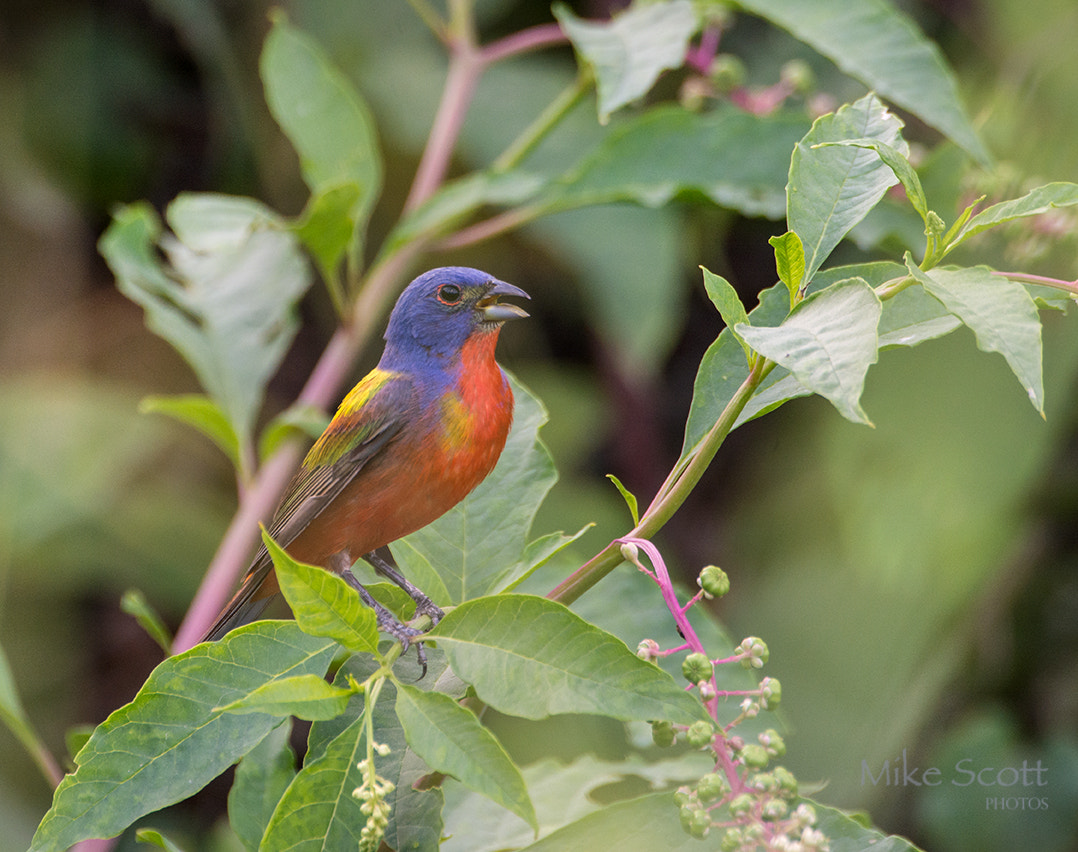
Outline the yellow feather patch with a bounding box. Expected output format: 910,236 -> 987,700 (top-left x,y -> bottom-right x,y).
438,391 -> 473,453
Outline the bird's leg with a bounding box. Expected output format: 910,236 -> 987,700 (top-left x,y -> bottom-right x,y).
364,550 -> 445,625
329,552 -> 428,675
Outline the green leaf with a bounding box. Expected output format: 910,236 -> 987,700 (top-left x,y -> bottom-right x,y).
768,230 -> 807,298
292,183 -> 363,299
396,684 -> 538,832
515,791 -> 698,852
100,197 -> 312,445
258,402 -> 330,462
264,530 -> 379,655
682,281 -> 792,455
119,589 -> 172,653
393,377 -> 559,603
29,623 -> 336,852
261,13 -> 382,275
701,267 -> 751,362
228,722 -> 296,852
428,594 -> 707,725
812,798 -> 925,850
554,1 -> 698,122
824,137 -> 929,222
736,0 -> 988,162
905,260 -> 1045,413
263,656 -> 444,852
605,474 -> 639,526
737,278 -> 882,425
789,94 -> 907,283
134,828 -> 186,851
217,673 -> 354,721
139,394 -> 241,470
546,103 -> 810,218
949,182 -> 1078,250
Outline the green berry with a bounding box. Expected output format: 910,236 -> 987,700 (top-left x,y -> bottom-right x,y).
698,565 -> 730,598
720,828 -> 743,852
686,720 -> 714,748
689,808 -> 711,839
709,54 -> 746,93
759,728 -> 786,757
682,652 -> 713,684
762,798 -> 788,820
728,793 -> 754,816
651,720 -> 676,748
697,772 -> 728,802
679,805 -> 695,832
774,766 -> 798,795
740,743 -> 770,769
780,59 -> 815,94
673,786 -> 693,807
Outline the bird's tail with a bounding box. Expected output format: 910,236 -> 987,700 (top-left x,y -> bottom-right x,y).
201,564 -> 280,643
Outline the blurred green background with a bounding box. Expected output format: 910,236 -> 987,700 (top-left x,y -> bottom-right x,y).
1,1 -> 1076,849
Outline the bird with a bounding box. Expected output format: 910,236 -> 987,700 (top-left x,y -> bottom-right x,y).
202,267 -> 529,651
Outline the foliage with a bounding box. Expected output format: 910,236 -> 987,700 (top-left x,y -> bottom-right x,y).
5,1 -> 1077,850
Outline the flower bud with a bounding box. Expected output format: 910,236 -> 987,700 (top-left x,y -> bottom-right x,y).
738,636 -> 769,668
637,638 -> 661,661
759,676 -> 781,708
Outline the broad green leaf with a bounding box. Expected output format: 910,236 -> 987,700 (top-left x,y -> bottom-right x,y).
396,684 -> 538,832
812,799 -> 925,850
554,1 -> 698,122
546,103 -> 810,218
701,267 -> 751,361
737,278 -> 882,425
261,13 -> 382,274
493,524 -> 595,595
30,623 -> 336,852
228,723 -> 296,852
428,594 -> 707,724
442,754 -> 715,852
120,589 -> 172,653
101,197 -> 312,444
735,0 -> 988,162
949,182 -> 1078,250
825,138 -> 929,222
217,673 -> 354,721
394,378 -> 559,602
515,791 -> 696,852
682,282 -> 791,455
768,230 -> 807,300
264,531 -> 379,654
876,282 -> 961,350
905,260 -> 1045,413
139,394 -> 240,469
789,94 -> 907,283
262,713 -> 368,850
264,656 -> 443,852
293,183 -> 363,297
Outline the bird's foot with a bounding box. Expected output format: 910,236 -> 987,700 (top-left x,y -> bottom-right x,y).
343,569 -> 432,677
364,550 -> 445,625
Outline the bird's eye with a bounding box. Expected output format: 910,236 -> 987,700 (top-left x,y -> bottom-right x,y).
437,283 -> 463,305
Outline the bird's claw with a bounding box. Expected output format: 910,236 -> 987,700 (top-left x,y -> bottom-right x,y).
374,611 -> 429,677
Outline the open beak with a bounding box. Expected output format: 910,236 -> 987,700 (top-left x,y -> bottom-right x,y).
478,280 -> 530,323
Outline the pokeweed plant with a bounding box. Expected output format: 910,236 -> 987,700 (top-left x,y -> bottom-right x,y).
8,2 -> 1077,850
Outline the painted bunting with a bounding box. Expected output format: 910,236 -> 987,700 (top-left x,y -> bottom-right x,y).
203,267 -> 529,649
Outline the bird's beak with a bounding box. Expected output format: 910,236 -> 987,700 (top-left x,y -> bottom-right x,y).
478,280 -> 530,323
